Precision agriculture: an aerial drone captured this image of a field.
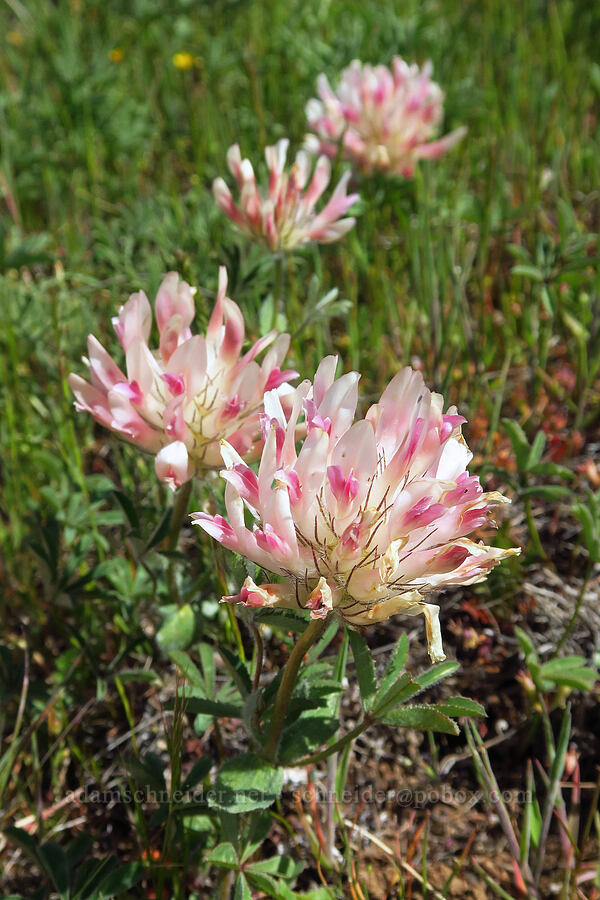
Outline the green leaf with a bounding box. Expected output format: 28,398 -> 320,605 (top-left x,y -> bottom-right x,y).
181,755 -> 213,793
279,714 -> 340,762
169,649 -> 206,688
127,751 -> 166,795
72,854 -> 117,899
234,873 -> 252,900
528,462 -> 573,479
4,826 -> 41,863
143,505 -> 172,552
180,697 -> 243,719
210,754 -> 283,813
156,604 -> 195,652
379,705 -> 460,735
245,871 -> 295,897
507,243 -> 532,263
572,502 -> 599,561
526,431 -> 546,471
519,485 -> 571,501
254,608 -> 311,633
89,862 -> 144,899
246,855 -> 304,880
198,642 -> 216,698
538,657 -> 597,691
415,660 -> 459,690
437,696 -> 486,718
348,629 -> 377,711
373,672 -> 421,716
240,809 -> 273,862
38,843 -> 69,898
512,263 -> 544,282
219,645 -> 252,697
207,842 -> 238,869
514,626 -> 537,661
377,633 -> 409,700
307,619 -> 339,663
115,668 -> 161,684
502,419 -> 531,471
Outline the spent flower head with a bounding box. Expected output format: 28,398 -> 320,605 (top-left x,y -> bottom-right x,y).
213,138 -> 359,252
69,268 -> 297,488
193,358 -> 518,661
305,57 -> 466,178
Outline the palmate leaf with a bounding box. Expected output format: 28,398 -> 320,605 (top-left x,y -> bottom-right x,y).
209,754 -> 283,814
207,842 -> 238,868
278,714 -> 340,762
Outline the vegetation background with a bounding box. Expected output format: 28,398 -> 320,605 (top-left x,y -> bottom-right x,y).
0,0 -> 599,896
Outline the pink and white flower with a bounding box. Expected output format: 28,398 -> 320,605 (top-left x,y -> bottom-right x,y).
305,58 -> 466,178
192,358 -> 518,661
213,139 -> 359,252
69,269 -> 297,488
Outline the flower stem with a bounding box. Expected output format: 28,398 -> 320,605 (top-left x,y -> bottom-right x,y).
167,480 -> 193,551
271,252 -> 286,331
555,561 -> 593,655
289,718 -> 371,768
524,495 -> 547,561
264,615 -> 330,762
166,479 -> 192,604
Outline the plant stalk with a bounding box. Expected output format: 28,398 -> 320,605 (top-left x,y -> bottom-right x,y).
290,718 -> 371,768
264,615 -> 330,761
166,479 -> 193,604
168,479 -> 193,551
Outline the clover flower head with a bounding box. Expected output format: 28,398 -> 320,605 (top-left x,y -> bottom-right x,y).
193,358 -> 518,661
213,139 -> 359,252
69,268 -> 297,488
305,57 -> 466,178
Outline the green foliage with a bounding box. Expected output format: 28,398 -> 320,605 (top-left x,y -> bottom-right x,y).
3,827 -> 144,900
515,626 -> 597,703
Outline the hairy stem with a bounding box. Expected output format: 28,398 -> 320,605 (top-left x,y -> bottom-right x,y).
264,615 -> 330,762
290,718 -> 371,768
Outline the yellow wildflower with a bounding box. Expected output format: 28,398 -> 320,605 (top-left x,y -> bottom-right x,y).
173,52 -> 195,70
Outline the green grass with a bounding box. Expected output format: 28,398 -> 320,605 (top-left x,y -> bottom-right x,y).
0,0 -> 599,896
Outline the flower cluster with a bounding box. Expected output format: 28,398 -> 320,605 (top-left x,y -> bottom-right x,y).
305,57 -> 466,178
69,269 -> 297,488
213,139 -> 359,252
192,358 -> 518,661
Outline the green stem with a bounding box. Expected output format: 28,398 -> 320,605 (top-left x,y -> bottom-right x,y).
555,562 -> 593,655
264,616 -> 330,762
524,495 -> 547,561
168,479 -> 193,551
271,252 -> 286,331
166,479 -> 193,604
289,718 -> 370,768
250,622 -> 264,692
218,869 -> 233,900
